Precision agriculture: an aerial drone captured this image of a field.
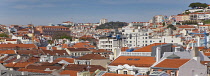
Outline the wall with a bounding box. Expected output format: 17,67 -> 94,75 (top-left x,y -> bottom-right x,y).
178,59 -> 207,76
91,59 -> 110,68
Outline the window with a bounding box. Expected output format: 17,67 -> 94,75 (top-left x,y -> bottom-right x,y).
171,71 -> 176,76
124,71 -> 127,74
135,70 -> 138,74
159,40 -> 161,43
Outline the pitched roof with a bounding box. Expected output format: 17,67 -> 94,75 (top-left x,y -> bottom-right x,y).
76,54 -> 107,60
133,43 -> 167,52
54,58 -> 74,63
121,47 -> 129,51
4,62 -> 33,68
154,59 -> 190,68
0,50 -> 15,54
65,64 -> 106,72
66,48 -> 91,52
16,50 -> 44,55
60,70 -> 78,75
102,73 -> 134,76
26,63 -> 62,70
42,50 -> 68,56
18,68 -> 52,74
109,56 -> 156,67
72,42 -> 96,48
0,44 -> 37,48
90,49 -> 112,53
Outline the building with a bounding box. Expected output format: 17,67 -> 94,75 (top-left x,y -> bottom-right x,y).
100,18 -> 108,25
175,14 -> 190,22
65,48 -> 92,57
153,15 -> 167,23
189,12 -> 210,20
62,21 -> 74,26
108,56 -> 156,75
74,54 -> 110,68
35,26 -> 70,36
151,58 -> 207,76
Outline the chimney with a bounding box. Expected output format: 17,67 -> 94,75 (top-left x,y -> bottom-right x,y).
156,47 -> 161,62
192,47 -> 200,62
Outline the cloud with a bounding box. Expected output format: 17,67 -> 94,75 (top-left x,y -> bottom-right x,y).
13,4 -> 55,9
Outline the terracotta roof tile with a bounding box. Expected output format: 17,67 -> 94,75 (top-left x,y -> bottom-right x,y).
103,73 -> 134,76
60,70 -> 78,75
121,47 -> 129,51
109,56 -> 156,67
67,48 -> 91,52
133,43 -> 167,52
54,58 -> 74,63
76,54 -> 107,60
65,64 -> 106,72
5,62 -> 33,68
0,50 -> 16,54
154,59 -> 190,68
72,42 -> 96,48
0,44 -> 37,48
42,50 -> 68,56
18,68 -> 52,74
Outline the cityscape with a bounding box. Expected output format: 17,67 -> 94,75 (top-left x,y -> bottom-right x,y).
1,0 -> 210,76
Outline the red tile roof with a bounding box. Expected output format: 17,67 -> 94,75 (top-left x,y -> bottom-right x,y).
0,44 -> 37,48
60,70 -> 78,75
65,64 -> 106,72
54,58 -> 74,63
154,59 -> 190,68
4,62 -> 33,68
18,68 -> 52,74
72,42 -> 96,48
103,73 -> 134,76
66,48 -> 91,52
133,43 -> 167,52
0,50 -> 15,54
109,56 -> 156,67
76,54 -> 107,60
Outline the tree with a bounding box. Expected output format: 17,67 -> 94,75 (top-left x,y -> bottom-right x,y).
52,32 -> 72,40
167,24 -> 176,30
0,33 -> 9,38
189,2 -> 208,9
203,19 -> 210,24
96,21 -> 127,29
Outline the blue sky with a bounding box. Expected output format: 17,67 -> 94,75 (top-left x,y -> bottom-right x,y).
0,0 -> 210,25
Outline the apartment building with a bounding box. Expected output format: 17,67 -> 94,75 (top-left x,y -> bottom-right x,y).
35,26 -> 70,35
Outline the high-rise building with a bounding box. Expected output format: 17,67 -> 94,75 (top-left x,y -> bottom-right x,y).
99,18 -> 108,25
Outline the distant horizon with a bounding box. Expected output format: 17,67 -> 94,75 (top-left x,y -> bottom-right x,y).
0,0 -> 210,25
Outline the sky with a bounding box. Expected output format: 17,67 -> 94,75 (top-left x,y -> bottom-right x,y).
0,0 -> 210,25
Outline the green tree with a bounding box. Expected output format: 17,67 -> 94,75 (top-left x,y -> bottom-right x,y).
96,21 -> 127,29
0,33 -> 9,38
203,19 -> 210,24
167,24 -> 176,30
52,32 -> 72,40
189,2 -> 208,9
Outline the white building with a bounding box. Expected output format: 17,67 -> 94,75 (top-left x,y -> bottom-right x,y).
98,37 -> 125,52
189,12 -> 210,20
108,56 -> 156,75
121,25 -> 183,47
153,15 -> 167,23
99,18 -> 108,25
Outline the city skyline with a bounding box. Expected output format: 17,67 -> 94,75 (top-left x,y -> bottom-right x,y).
0,0 -> 210,25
